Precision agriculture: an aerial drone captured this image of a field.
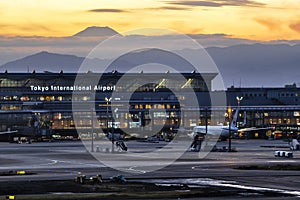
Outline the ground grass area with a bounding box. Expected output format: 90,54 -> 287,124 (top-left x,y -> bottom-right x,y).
0,179 -> 294,199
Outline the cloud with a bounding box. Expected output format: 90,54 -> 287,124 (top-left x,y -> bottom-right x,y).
169,1 -> 222,7
290,22 -> 300,33
89,6 -> 190,13
0,23 -> 12,29
88,9 -> 126,13
148,6 -> 191,11
167,0 -> 265,7
254,18 -> 279,30
20,24 -> 53,32
0,23 -> 54,37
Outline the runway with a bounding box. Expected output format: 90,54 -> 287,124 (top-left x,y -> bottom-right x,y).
0,139 -> 300,198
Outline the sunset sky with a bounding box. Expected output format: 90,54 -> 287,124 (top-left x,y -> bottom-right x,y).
0,0 -> 300,40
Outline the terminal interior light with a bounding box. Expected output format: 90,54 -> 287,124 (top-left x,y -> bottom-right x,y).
227,107 -> 232,114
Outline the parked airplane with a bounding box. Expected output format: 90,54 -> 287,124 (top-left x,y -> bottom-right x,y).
0,129 -> 20,142
0,130 -> 18,135
190,107 -> 274,140
0,110 -> 51,142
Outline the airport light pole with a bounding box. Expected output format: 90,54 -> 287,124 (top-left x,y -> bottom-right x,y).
111,108 -> 118,153
236,96 -> 243,130
236,96 -> 243,108
228,107 -> 232,152
205,107 -> 208,134
91,108 -> 94,152
228,96 -> 243,152
105,97 -> 112,130
105,97 -> 112,151
236,96 -> 243,133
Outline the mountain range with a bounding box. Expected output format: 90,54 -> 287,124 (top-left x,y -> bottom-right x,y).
0,51 -> 110,73
73,26 -> 120,37
1,26 -> 300,88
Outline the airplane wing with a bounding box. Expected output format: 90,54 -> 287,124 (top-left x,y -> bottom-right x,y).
0,130 -> 18,135
238,127 -> 274,132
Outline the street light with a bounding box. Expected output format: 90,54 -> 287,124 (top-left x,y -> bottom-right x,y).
105,97 -> 112,151
228,106 -> 232,152
228,97 -> 243,152
91,108 -> 94,152
111,108 -> 118,153
236,96 -> 243,107
105,97 -> 112,129
236,96 -> 243,127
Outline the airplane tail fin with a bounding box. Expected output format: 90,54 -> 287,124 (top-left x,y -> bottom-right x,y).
243,111 -> 247,126
230,106 -> 239,129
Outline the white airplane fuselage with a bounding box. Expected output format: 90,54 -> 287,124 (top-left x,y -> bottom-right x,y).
190,125 -> 238,139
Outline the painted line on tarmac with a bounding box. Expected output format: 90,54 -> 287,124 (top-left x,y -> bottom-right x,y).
117,166 -> 149,174
267,160 -> 296,163
144,178 -> 300,198
39,159 -> 104,168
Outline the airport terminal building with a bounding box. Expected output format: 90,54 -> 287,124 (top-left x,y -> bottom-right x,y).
0,71 -> 300,140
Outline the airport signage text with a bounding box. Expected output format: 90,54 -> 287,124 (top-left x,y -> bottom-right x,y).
30,85 -> 116,92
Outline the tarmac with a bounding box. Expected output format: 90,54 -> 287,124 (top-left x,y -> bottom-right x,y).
0,138 -> 300,199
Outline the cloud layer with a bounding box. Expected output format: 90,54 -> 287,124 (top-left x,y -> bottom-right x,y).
88,9 -> 126,13
167,0 -> 265,7
88,6 -> 191,13
290,22 -> 300,33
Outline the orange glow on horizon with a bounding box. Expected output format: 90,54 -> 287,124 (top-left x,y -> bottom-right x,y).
0,0 -> 300,41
